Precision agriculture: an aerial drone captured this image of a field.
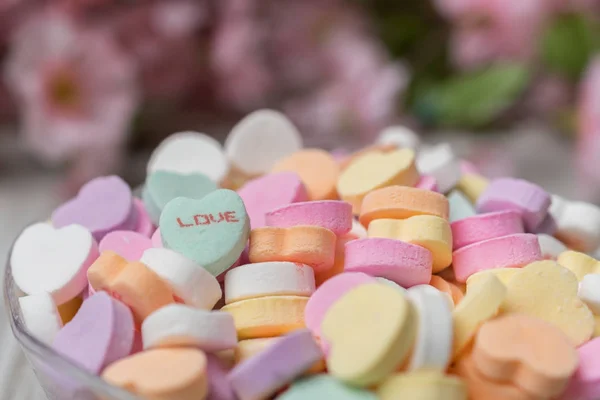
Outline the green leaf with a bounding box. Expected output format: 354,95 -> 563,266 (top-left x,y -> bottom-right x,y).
413,64 -> 530,128
542,13 -> 600,80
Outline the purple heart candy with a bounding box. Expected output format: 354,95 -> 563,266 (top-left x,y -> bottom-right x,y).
228,329 -> 322,400
52,291 -> 134,374
207,354 -> 237,400
52,176 -> 136,241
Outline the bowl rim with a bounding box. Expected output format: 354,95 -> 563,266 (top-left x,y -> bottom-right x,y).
4,227 -> 140,400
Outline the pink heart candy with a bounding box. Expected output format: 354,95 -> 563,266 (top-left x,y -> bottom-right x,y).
99,230 -> 153,261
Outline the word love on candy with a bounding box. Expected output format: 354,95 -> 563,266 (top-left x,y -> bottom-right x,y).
15,112 -> 600,400
176,211 -> 240,227
160,189 -> 250,277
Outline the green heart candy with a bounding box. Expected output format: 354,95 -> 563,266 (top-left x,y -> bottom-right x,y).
143,171 -> 218,224
159,190 -> 250,276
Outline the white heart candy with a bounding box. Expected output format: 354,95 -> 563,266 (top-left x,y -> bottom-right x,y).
11,223 -> 98,305
147,131 -> 229,182
225,109 -> 303,175
417,143 -> 461,193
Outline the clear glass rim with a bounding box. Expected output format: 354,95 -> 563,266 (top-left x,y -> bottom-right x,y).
4,227 -> 140,400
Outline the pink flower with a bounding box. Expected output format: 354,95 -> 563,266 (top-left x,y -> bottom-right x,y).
439,0 -> 552,69
113,2 -> 207,101
211,1 -> 273,110
5,10 -> 138,164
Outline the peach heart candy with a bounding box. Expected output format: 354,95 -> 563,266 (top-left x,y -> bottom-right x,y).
238,172 -> 308,228
472,314 -> 578,398
102,348 -> 208,400
271,149 -> 340,201
454,355 -> 540,400
87,251 -> 175,323
359,186 -> 448,227
476,178 -> 551,232
501,260 -> 595,346
450,210 -> 524,250
159,189 -> 250,276
52,175 -> 136,241
344,238 -> 432,287
265,200 -> 353,236
452,233 -> 542,283
249,226 -> 336,272
99,230 -> 152,261
52,292 -> 134,374
336,149 -> 420,213
11,223 -> 99,305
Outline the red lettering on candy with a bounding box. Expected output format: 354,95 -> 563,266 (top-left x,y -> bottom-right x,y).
177,218 -> 194,228
177,211 -> 240,227
194,214 -> 210,225
224,211 -> 239,222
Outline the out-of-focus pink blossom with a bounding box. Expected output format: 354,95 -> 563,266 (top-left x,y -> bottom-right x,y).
114,1 -> 207,101
525,74 -> 571,117
576,56 -> 600,197
5,11 -> 138,164
284,28 -> 408,147
211,1 -> 273,110
439,0 -> 552,69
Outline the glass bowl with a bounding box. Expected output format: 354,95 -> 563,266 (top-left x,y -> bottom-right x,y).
4,235 -> 140,400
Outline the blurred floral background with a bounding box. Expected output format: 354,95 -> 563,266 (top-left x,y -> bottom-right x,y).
0,0 -> 599,197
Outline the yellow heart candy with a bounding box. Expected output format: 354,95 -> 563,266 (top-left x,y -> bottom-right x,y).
337,149 -> 420,214
321,283 -> 416,386
452,274 -> 506,359
502,260 -> 594,346
368,216 -> 452,272
465,268 -> 520,292
456,174 -> 489,204
378,371 -> 467,400
557,250 -> 600,281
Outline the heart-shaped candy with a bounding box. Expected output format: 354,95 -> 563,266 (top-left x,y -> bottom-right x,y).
102,348 -> 208,399
225,109 -> 303,175
147,131 -> 229,182
502,260 -> 595,346
368,215 -> 452,273
143,170 -> 218,225
472,314 -> 577,398
99,230 -> 153,261
159,189 -> 250,276
337,149 -> 420,213
52,291 -> 134,374
87,251 -> 175,323
52,175 -> 136,241
11,223 -> 99,305
322,283 -> 417,386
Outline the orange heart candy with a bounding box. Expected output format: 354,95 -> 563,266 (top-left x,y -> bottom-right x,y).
87,251 -> 175,324
472,314 -> 578,398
